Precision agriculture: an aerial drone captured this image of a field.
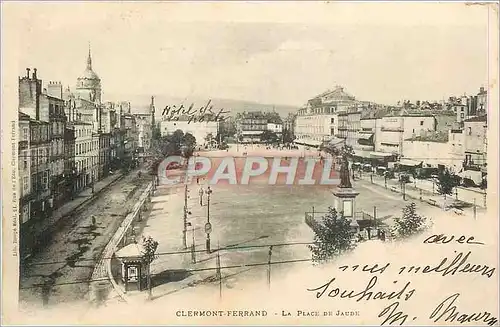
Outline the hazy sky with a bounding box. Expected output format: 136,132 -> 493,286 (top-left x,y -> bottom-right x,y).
4,2 -> 493,106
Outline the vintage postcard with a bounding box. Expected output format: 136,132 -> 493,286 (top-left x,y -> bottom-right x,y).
1,1 -> 499,325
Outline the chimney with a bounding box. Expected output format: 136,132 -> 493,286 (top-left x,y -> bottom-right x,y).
47,81 -> 63,99
26,68 -> 30,78
33,68 -> 37,80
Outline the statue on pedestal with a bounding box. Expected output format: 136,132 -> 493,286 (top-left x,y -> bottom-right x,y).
339,153 -> 352,188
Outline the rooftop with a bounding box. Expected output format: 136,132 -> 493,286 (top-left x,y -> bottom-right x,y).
406,131 -> 449,143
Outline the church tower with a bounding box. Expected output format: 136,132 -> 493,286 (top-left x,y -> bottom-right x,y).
76,45 -> 102,104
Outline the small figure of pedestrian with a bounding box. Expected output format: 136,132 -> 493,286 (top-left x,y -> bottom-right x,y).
91,215 -> 96,226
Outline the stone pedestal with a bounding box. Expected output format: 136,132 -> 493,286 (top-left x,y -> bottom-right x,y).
332,186 -> 360,234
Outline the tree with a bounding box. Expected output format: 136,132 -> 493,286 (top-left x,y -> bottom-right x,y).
282,128 -> 295,144
169,129 -> 185,150
436,168 -> 459,196
260,130 -> 279,144
308,207 -> 357,263
391,203 -> 428,239
141,235 -> 159,299
181,132 -> 197,159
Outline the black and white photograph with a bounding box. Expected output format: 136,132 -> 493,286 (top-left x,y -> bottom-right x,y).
1,1 -> 499,325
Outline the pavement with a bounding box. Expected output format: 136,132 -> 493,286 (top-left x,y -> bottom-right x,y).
25,173 -> 125,258
19,166 -> 153,310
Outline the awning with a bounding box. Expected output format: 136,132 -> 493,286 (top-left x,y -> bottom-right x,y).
295,139 -> 322,147
458,170 -> 482,184
325,137 -> 345,147
370,151 -> 394,158
353,149 -> 371,158
398,159 -> 423,167
358,134 -> 374,145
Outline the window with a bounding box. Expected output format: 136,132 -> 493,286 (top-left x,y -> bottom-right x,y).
22,205 -> 30,224
23,176 -> 29,195
460,113 -> 464,119
420,121 -> 424,126
22,128 -> 29,141
42,171 -> 49,190
31,174 -> 37,193
331,118 -> 335,124
23,151 -> 28,169
468,127 -> 472,135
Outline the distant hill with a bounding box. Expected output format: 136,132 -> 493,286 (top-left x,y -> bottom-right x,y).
104,93 -> 300,119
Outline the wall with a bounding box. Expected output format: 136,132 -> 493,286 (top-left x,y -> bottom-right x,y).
294,114 -> 336,142
449,129 -> 465,172
160,120 -> 219,144
402,140 -> 450,168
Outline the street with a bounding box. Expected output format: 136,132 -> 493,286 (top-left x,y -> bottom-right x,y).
19,167 -> 152,310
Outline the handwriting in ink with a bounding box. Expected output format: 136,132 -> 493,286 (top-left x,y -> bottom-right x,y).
338,263 -> 391,274
423,234 -> 484,245
429,293 -> 498,326
161,99 -> 229,123
378,301 -> 416,325
398,251 -> 495,278
307,276 -> 416,302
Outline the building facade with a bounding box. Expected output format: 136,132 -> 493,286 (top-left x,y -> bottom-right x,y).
294,86 -> 358,147
236,111 -> 268,143
461,115 -> 487,185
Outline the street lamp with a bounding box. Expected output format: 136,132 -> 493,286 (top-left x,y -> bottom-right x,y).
205,186 -> 213,254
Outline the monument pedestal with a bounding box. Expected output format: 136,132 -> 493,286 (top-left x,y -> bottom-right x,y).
332,186 -> 360,234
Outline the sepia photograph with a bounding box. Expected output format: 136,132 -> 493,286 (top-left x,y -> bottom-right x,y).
1,1 -> 499,325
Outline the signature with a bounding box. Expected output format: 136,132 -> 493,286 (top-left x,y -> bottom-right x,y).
379,293 -> 498,326
161,99 -> 230,123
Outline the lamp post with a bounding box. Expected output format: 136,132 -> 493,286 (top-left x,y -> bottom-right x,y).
205,186 -> 213,254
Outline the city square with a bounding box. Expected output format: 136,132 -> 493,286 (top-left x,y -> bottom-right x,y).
3,2 -> 497,325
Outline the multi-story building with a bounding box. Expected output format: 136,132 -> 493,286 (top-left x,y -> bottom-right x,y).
29,119 -> 51,220
19,112 -> 32,258
64,127 -> 77,198
476,87 -> 487,116
19,68 -> 67,216
295,86 -> 357,147
122,106 -> 138,164
133,97 -> 155,153
376,114 -> 436,157
461,115 -> 487,186
98,132 -> 112,179
236,111 -> 268,143
72,122 -> 95,191
44,83 -> 67,208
